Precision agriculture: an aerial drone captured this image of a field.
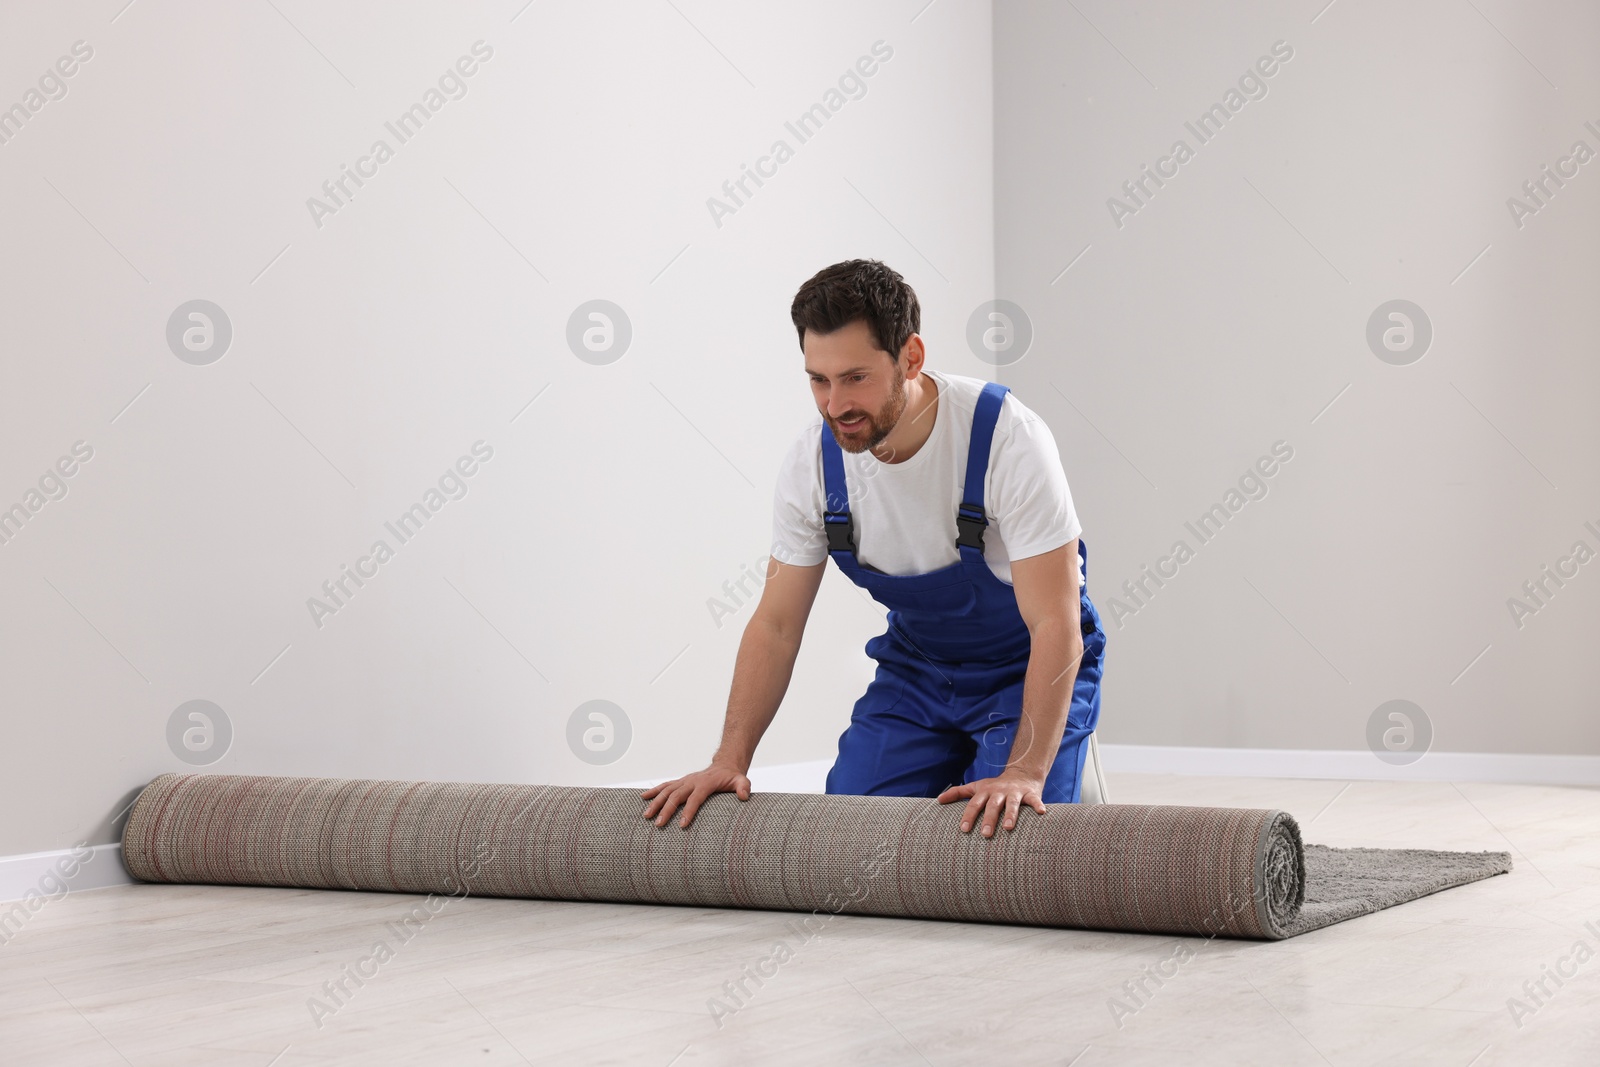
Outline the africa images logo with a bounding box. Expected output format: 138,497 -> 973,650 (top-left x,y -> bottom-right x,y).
304,41 -> 494,229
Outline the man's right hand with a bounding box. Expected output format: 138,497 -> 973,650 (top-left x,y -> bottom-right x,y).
640,764 -> 752,829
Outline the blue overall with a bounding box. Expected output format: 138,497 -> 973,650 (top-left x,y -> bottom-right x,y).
820,382 -> 1107,802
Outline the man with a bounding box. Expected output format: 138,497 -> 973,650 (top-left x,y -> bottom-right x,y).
643,259 -> 1106,837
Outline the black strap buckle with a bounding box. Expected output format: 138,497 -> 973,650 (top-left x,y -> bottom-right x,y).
955,503 -> 987,550
824,512 -> 856,553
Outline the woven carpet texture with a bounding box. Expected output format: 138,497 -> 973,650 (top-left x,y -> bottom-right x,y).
120,773 -> 1512,941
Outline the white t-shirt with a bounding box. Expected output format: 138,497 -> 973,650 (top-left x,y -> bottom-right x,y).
770,368 -> 1083,586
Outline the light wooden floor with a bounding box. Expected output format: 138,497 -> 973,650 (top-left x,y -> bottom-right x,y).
3,774 -> 1596,1066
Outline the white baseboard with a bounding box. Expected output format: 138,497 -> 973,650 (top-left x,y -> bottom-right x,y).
1097,744 -> 1600,785
612,746 -> 1600,792
0,843 -> 131,913
611,760 -> 836,794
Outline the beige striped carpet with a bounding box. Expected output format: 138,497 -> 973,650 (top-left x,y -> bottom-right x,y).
120,773 -> 1512,941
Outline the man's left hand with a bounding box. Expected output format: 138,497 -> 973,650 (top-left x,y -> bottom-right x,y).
936,773 -> 1047,837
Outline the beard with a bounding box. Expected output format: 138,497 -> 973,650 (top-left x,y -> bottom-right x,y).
829,364 -> 908,454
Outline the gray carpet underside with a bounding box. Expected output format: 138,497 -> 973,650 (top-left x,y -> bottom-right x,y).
1285,844 -> 1514,937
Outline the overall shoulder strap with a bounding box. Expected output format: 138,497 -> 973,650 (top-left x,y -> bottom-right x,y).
956,381 -> 1010,557
819,422 -> 856,556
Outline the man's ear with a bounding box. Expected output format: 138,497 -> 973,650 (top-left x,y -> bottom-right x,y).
899,334 -> 926,376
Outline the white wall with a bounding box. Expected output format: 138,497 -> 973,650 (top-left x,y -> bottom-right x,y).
0,0 -> 996,856
9,0 -> 1595,864
995,1 -> 1599,758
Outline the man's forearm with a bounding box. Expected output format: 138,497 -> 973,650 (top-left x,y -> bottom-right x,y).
710,618 -> 802,772
1006,617 -> 1084,780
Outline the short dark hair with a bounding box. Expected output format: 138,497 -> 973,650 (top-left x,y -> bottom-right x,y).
789,259 -> 920,360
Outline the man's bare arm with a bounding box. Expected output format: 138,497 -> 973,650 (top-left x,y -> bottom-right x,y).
641,556 -> 825,828
935,539 -> 1084,836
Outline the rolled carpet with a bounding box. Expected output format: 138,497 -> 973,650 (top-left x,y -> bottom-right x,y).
119,773 -> 1511,941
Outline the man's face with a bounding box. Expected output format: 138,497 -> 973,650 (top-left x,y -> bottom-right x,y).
803,320 -> 907,454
